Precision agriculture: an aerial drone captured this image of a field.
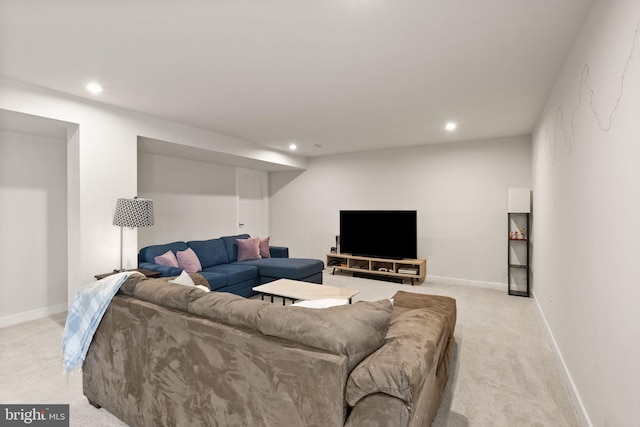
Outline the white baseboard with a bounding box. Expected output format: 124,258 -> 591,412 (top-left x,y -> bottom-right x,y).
426,275 -> 507,292
531,292 -> 592,427
0,303 -> 67,328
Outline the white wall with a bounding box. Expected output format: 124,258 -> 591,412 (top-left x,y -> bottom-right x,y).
0,130 -> 67,326
532,1 -> 640,425
0,77 -> 306,309
137,152 -> 238,247
270,135 -> 531,286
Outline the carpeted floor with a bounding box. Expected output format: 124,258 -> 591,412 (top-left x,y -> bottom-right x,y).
0,270 -> 581,426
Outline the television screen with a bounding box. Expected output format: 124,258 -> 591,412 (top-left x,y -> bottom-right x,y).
339,210 -> 417,259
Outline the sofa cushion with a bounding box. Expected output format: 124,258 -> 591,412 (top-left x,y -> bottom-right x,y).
189,273 -> 211,290
345,306 -> 449,406
118,274 -> 147,295
392,291 -> 457,329
269,246 -> 289,258
239,258 -> 324,280
195,271 -> 228,291
220,234 -> 250,262
139,241 -> 188,264
259,236 -> 271,258
177,248 -> 202,273
236,237 -> 261,261
187,238 -> 229,268
154,250 -> 179,268
120,273 -> 211,293
345,393 -> 410,427
256,299 -> 392,372
188,292 -> 269,332
205,263 -> 259,286
128,278 -> 207,312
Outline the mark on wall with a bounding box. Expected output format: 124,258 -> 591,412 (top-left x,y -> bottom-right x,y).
542,19 -> 639,165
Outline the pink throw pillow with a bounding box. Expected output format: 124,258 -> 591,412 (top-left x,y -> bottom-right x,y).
237,237 -> 261,261
154,250 -> 179,268
177,248 -> 202,273
259,236 -> 271,258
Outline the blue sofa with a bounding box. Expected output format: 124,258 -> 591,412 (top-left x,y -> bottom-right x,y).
138,234 -> 324,297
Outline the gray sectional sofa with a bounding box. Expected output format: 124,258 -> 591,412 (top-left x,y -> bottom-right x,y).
83,275 -> 457,427
138,234 -> 324,297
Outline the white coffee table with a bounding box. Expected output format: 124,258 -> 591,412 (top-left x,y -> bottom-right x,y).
253,278 -> 359,305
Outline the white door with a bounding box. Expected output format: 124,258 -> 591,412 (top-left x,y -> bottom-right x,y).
237,168 -> 268,238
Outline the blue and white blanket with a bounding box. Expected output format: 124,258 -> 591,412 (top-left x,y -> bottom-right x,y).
62,271 -> 142,373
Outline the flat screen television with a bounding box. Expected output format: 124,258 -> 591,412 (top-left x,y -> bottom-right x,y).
339,210 -> 417,259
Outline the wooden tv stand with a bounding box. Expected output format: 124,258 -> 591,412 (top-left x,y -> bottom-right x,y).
326,253 -> 426,285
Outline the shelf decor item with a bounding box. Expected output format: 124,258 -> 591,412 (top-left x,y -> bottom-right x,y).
113,197 -> 154,272
519,227 -> 526,239
509,228 -> 527,240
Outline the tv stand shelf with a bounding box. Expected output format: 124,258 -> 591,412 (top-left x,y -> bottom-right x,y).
326,253 -> 426,285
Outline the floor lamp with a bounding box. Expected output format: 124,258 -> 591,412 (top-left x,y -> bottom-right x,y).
112,197 -> 154,272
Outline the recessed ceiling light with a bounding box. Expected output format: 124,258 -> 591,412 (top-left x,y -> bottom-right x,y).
289,143 -> 297,150
86,82 -> 103,94
445,122 -> 457,131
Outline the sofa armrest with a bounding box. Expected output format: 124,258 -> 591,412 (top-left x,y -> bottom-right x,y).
345,393 -> 409,427
138,262 -> 182,277
346,307 -> 450,406
269,246 -> 289,258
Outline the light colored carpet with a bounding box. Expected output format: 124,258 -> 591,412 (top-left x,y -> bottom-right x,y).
0,271 -> 580,426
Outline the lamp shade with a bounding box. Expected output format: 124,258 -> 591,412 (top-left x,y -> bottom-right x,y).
113,198 -> 154,228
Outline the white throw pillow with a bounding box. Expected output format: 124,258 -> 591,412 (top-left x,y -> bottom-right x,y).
169,270 -> 195,287
291,298 -> 349,308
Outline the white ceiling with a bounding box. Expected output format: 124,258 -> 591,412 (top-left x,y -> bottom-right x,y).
0,0 -> 595,157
